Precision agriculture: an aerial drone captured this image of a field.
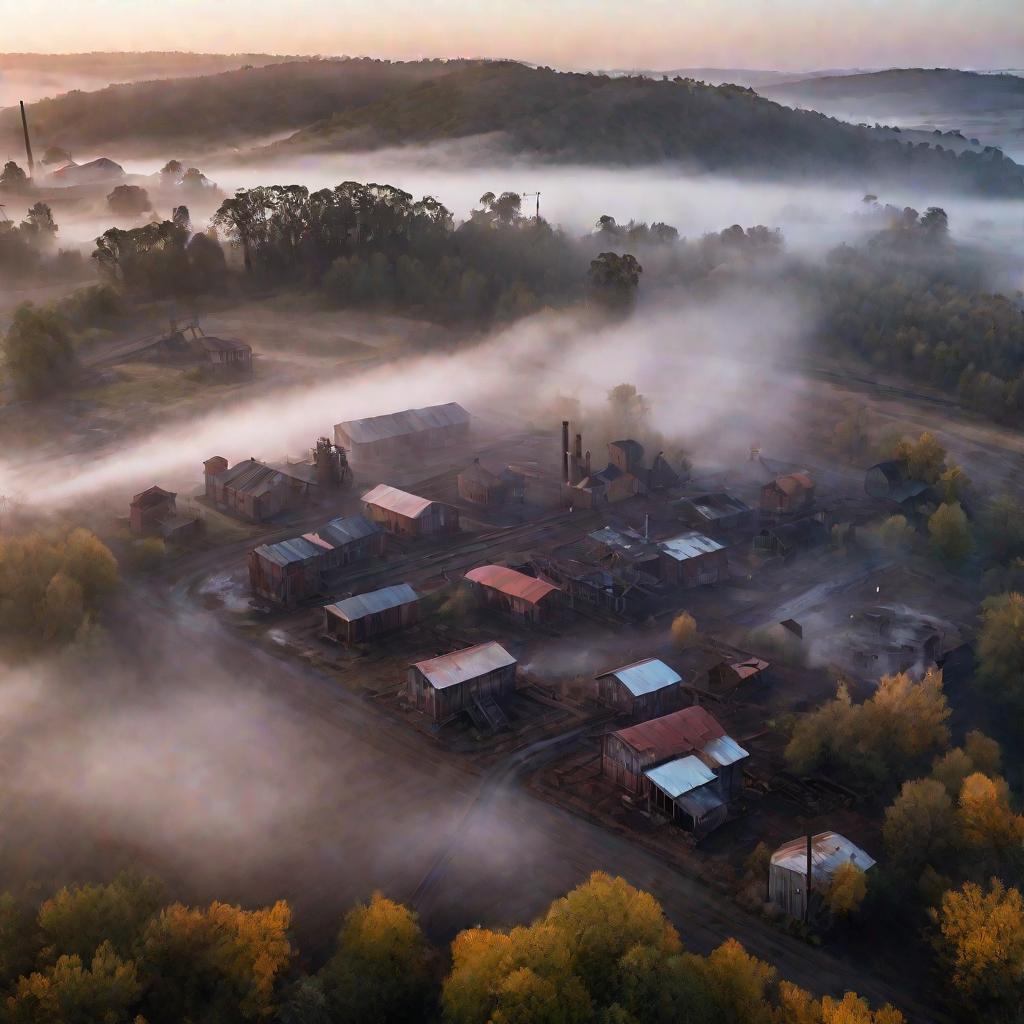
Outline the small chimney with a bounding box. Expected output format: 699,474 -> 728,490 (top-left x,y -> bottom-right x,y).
574,433 -> 583,460
644,513 -> 650,541
585,449 -> 591,477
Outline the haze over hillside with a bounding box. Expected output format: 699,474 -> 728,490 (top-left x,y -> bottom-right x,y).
761,68 -> 1024,159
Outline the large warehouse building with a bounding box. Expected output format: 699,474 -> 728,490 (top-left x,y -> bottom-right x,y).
335,403 -> 470,464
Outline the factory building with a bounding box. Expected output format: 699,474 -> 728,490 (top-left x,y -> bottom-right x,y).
769,833 -> 876,921
657,531 -> 728,587
335,403 -> 470,464
464,565 -> 563,624
407,641 -> 518,726
322,583 -> 420,643
361,484 -> 459,537
595,658 -> 684,720
248,515 -> 385,607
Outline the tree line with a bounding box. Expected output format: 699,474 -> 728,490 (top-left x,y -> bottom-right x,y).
0,870 -> 910,1024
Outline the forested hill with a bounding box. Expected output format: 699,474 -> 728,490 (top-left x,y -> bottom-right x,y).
0,58 -> 482,153
273,63 -> 1024,196
760,68 -> 1024,117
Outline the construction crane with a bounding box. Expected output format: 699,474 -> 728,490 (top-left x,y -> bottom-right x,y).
521,191 -> 541,221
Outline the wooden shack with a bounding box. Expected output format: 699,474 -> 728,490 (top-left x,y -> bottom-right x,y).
657,532 -> 728,587
601,705 -> 727,797
760,472 -> 815,515
675,492 -> 753,535
198,336 -> 252,376
596,658 -> 684,720
322,583 -> 419,643
708,656 -> 771,693
130,486 -> 177,535
361,484 -> 459,538
769,832 -> 876,920
457,459 -> 507,506
464,565 -> 563,624
249,515 -> 384,607
644,756 -> 728,836
407,641 -> 517,725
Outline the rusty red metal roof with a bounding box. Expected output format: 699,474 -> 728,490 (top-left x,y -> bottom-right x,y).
770,472 -> 814,495
464,565 -> 560,605
611,705 -> 725,762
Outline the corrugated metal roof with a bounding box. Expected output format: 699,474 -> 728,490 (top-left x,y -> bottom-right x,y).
458,460 -> 501,486
200,336 -> 252,354
217,459 -> 287,497
701,734 -> 749,767
676,785 -> 726,819
658,531 -> 725,562
598,658 -> 681,697
253,536 -> 325,568
362,484 -> 435,519
725,657 -> 770,681
644,755 -> 716,798
771,832 -> 876,878
336,403 -> 470,445
682,492 -> 750,521
325,583 -> 418,622
464,565 -> 560,604
312,514 -> 382,547
612,706 -> 725,761
413,641 -> 517,690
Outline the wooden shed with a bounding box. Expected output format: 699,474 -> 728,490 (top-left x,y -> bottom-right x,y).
644,756 -> 729,836
322,583 -> 419,643
130,485 -> 177,535
708,656 -> 771,693
249,515 -> 384,607
760,472 -> 815,515
361,484 -> 459,538
596,658 -> 684,721
769,832 -> 876,920
601,705 -> 727,797
657,531 -> 728,588
464,565 -> 563,624
407,641 -> 517,725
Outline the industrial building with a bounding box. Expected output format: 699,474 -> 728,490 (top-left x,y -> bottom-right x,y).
248,515 -> 385,607
464,565 -> 563,624
595,658 -> 684,720
675,492 -> 753,534
335,403 -> 470,464
760,472 -> 815,515
601,706 -> 748,834
407,641 -> 517,726
322,583 -> 420,643
769,832 -> 876,920
361,484 -> 460,537
587,525 -> 661,574
657,531 -> 728,587
204,439 -> 349,523
129,485 -> 201,543
457,459 -> 526,507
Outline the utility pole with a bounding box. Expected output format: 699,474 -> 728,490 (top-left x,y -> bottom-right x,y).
521,191 -> 540,221
19,101 -> 34,177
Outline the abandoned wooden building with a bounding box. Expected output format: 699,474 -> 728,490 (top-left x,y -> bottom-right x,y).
602,706 -> 748,833
769,832 -> 876,920
407,641 -> 518,726
657,531 -> 728,587
335,403 -> 470,464
248,514 -> 385,607
361,484 -> 459,537
322,583 -> 419,643
754,517 -> 829,561
129,485 -> 201,543
464,565 -> 563,624
707,655 -> 771,693
596,658 -> 684,720
457,459 -> 525,507
675,492 -> 753,535
760,473 -> 815,515
198,336 -> 252,376
568,438 -> 650,508
588,525 -> 662,575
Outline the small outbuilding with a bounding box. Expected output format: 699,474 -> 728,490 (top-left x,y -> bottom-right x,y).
457,459 -> 525,507
769,832 -> 876,921
407,641 -> 517,725
760,473 -> 815,515
675,492 -> 753,534
322,583 -> 419,643
644,756 -> 728,836
596,658 -> 684,720
129,485 -> 201,542
361,484 -> 459,537
464,565 -> 563,624
657,531 -> 728,587
708,656 -> 771,693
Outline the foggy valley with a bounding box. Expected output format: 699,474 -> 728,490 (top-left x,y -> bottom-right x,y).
1,14 -> 1024,1024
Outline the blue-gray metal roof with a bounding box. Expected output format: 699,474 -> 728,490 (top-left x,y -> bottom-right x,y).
643,755 -> 716,798
336,403 -> 469,445
771,832 -> 876,877
658,531 -> 725,561
702,734 -> 749,767
598,658 -> 681,697
253,536 -> 324,568
413,641 -> 517,690
314,514 -> 382,547
325,583 -> 418,622
676,785 -> 726,819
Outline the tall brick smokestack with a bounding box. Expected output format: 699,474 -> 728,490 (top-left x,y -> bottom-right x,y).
19,101 -> 34,177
